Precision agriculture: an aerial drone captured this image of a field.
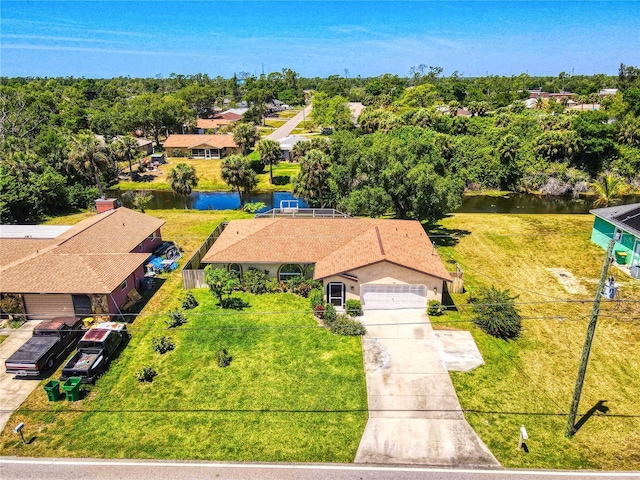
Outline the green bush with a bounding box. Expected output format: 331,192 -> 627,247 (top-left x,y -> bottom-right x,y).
469,285 -> 522,339
136,366 -> 157,383
243,268 -> 267,294
345,299 -> 362,317
243,202 -> 267,213
330,314 -> 366,336
265,278 -> 283,293
151,336 -> 175,354
427,300 -> 444,316
171,149 -> 186,157
286,277 -> 321,298
215,347 -> 232,367
309,289 -> 324,309
165,309 -> 187,328
181,291 -> 199,310
323,303 -> 337,326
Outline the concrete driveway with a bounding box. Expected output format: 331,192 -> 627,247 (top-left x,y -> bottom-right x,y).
0,321 -> 43,432
355,309 -> 499,467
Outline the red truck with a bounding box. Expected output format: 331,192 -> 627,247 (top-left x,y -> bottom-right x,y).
5,317 -> 84,377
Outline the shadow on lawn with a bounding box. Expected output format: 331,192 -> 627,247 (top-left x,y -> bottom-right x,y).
121,277 -> 166,323
574,400 -> 609,434
426,221 -> 471,248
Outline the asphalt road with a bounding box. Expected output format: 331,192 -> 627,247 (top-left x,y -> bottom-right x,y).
266,105 -> 312,140
1,459 -> 639,480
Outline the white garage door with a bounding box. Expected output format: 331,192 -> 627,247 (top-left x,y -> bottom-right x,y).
23,294 -> 74,320
361,284 -> 427,310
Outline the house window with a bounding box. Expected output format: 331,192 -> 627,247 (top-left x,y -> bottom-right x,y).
278,264 -> 302,281
120,280 -> 128,291
228,263 -> 242,278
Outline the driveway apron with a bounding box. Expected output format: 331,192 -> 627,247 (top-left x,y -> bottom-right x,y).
0,321 -> 43,432
355,309 -> 499,467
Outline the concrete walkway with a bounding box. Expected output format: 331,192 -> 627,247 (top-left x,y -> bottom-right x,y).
355,309 -> 499,467
0,321 -> 42,432
266,105 -> 312,140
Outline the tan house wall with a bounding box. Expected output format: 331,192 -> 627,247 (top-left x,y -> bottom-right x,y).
166,146 -> 241,159
320,261 -> 446,302
204,262 -> 314,280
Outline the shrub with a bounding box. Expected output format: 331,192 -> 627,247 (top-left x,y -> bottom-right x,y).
152,336 -> 175,354
220,297 -> 250,310
427,300 -> 444,316
136,366 -> 158,382
286,277 -> 321,298
330,314 -> 366,336
243,268 -> 267,294
314,304 -> 325,319
265,278 -> 283,293
215,347 -> 232,367
165,309 -> 187,328
309,289 -> 324,309
469,285 -> 522,339
323,303 -> 337,326
171,149 -> 186,157
345,299 -> 362,317
243,202 -> 267,213
181,291 -> 199,310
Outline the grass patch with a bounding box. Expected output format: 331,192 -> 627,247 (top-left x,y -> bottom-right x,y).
0,335 -> 8,345
431,213 -> 640,470
256,162 -> 300,192
264,119 -> 287,129
1,209 -> 367,461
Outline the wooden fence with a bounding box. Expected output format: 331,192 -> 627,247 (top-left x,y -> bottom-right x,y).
181,222 -> 228,289
450,263 -> 464,294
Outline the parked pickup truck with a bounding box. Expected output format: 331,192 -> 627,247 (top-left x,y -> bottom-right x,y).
5,317 -> 84,377
60,322 -> 127,383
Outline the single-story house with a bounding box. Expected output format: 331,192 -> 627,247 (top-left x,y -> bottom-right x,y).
590,203 -> 640,274
163,134 -> 241,159
201,217 -> 452,309
196,118 -> 236,133
276,135 -> 310,161
0,200 -> 165,320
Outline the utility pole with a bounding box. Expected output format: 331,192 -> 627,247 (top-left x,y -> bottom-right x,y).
565,233 -> 619,437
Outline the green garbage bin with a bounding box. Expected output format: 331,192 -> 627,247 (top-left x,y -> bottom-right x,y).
62,377 -> 82,402
615,251 -> 628,265
44,380 -> 61,402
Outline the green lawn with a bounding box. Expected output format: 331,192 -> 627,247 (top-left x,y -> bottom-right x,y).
431,213 -> 640,470
114,158 -> 299,194
0,210 -> 367,461
0,335 -> 7,345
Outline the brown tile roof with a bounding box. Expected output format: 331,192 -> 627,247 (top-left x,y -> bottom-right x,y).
215,112 -> 243,121
196,118 -> 235,129
163,134 -> 238,149
0,208 -> 165,294
202,218 -> 452,281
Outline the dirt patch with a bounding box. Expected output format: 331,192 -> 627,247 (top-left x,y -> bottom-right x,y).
548,268 -> 587,295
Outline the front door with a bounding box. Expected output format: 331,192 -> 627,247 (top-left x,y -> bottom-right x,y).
328,282 -> 345,308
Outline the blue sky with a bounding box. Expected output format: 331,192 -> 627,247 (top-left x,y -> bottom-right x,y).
1,1 -> 639,78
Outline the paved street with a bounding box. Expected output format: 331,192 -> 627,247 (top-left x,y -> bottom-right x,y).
355,309 -> 498,467
0,321 -> 43,432
266,105 -> 312,140
1,458 -> 638,480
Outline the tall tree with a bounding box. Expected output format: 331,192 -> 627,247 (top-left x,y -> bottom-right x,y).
126,93 -> 191,148
293,149 -> 332,207
256,138 -> 281,183
232,122 -> 259,155
114,135 -> 141,181
167,162 -> 199,208
221,155 -> 257,206
67,132 -> 109,198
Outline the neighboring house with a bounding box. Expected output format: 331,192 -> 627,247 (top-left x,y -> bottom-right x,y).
599,88 -> 618,96
196,118 -> 236,133
276,135 -> 310,161
163,134 -> 241,159
95,135 -> 154,155
201,217 -> 452,309
528,90 -> 575,100
590,203 -> 640,274
0,200 -> 165,320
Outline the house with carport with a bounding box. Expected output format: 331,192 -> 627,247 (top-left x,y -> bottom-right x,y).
200,216 -> 452,309
0,200 -> 165,320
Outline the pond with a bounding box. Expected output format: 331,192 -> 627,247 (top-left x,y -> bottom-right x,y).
107,189 -> 640,214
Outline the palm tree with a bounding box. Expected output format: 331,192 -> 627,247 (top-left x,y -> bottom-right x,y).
68,133 -> 108,198
115,135 -> 141,181
590,174 -> 630,207
256,139 -> 281,184
221,155 -> 257,206
293,149 -> 332,207
232,122 -> 259,155
167,163 -> 199,208
290,140 -> 310,163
